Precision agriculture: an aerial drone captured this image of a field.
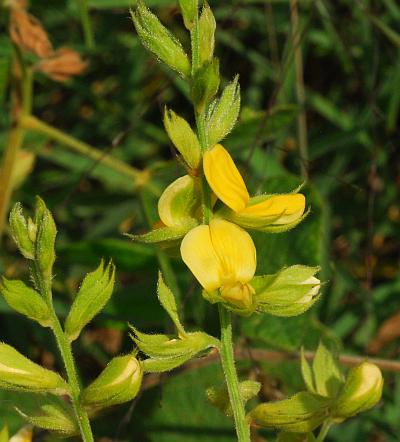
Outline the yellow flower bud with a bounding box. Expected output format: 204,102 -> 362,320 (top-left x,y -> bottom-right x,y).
333,362 -> 383,420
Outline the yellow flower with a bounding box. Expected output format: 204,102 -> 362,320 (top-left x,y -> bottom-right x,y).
203,144 -> 306,229
180,219 -> 256,309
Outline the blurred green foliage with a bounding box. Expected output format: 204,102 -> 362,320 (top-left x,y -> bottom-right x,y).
0,0 -> 399,440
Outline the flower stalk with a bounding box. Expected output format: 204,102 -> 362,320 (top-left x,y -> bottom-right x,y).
189,7 -> 250,440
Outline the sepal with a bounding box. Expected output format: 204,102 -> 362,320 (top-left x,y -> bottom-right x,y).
202,288 -> 256,317
191,58 -> 220,110
252,266 -> 321,317
198,2 -> 216,64
82,354 -> 143,409
131,2 -> 191,78
277,432 -> 316,442
16,396 -> 78,436
127,222 -> 197,246
0,278 -> 52,327
163,110 -> 201,169
9,203 -> 35,260
132,328 -> 219,373
207,380 -> 260,417
64,260 -> 115,342
248,392 -> 331,433
0,343 -> 69,394
206,75 -> 241,148
178,0 -> 198,30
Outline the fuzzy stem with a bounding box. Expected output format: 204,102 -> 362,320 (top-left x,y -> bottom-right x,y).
218,306 -> 251,442
33,262 -> 94,442
316,420 -> 332,442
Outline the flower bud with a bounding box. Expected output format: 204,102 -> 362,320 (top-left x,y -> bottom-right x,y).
0,278 -> 52,327
198,2 -> 216,64
249,392 -> 331,433
9,203 -> 35,260
178,0 -> 198,30
191,58 -> 220,110
131,2 -> 191,78
64,260 -> 115,342
82,355 -> 143,409
163,110 -> 201,169
253,266 -> 321,317
157,175 -> 202,228
34,197 -> 57,281
9,426 -> 33,442
0,343 -> 69,394
332,362 -> 383,420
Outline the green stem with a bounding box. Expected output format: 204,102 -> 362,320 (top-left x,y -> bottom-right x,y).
33,263 -> 94,442
77,0 -> 95,49
218,306 -> 250,442
316,420 -> 332,442
20,115 -> 159,195
189,7 -> 250,440
51,313 -> 94,441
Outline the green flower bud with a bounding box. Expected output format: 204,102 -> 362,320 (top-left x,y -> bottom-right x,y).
0,278 -> 52,327
16,396 -> 78,437
131,2 -> 191,78
249,392 -> 331,433
191,58 -> 220,110
34,197 -> 57,281
198,2 -> 216,64
64,260 -> 115,342
178,0 -> 198,30
206,75 -> 241,148
0,343 -> 69,394
163,109 -> 201,169
252,266 -> 321,317
9,203 -> 35,260
332,362 -> 383,420
158,175 -> 202,228
82,355 -> 143,409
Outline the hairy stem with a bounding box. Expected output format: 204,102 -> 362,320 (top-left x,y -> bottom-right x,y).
189,6 -> 250,440
33,263 -> 94,441
218,306 -> 251,442
316,420 -> 332,442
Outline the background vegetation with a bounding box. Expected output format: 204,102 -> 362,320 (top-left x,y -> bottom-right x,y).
0,0 -> 399,440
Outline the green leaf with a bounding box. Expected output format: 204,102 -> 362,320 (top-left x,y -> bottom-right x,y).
0,278 -> 52,327
206,75 -> 241,147
9,203 -> 35,260
157,273 -> 185,335
16,395 -> 78,436
64,260 -> 115,341
312,341 -> 344,397
191,58 -> 220,110
127,221 -> 197,245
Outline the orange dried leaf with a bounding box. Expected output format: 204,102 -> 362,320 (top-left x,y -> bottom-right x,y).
35,47 -> 88,82
10,8 -> 53,58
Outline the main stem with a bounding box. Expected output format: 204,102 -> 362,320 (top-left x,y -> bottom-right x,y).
218,306 -> 251,442
190,8 -> 250,441
34,265 -> 94,442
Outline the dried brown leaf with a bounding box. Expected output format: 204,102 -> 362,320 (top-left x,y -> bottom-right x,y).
10,8 -> 53,58
35,47 -> 88,82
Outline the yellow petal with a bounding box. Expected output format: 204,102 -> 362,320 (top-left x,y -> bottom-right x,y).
203,144 -> 249,212
180,225 -> 223,291
209,219 -> 256,285
240,194 -> 305,224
